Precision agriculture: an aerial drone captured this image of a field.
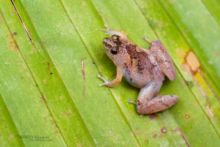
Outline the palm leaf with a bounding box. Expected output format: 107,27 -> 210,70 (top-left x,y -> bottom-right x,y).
0,0 -> 220,146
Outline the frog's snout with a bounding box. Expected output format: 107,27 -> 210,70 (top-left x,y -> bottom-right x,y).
103,38 -> 109,44
103,38 -> 114,49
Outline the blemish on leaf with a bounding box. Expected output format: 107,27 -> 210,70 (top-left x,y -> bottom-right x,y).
160,127 -> 167,134
39,95 -> 47,105
133,129 -> 141,136
13,32 -> 17,36
59,95 -> 64,101
81,59 -> 86,96
47,62 -> 53,76
7,33 -> 19,52
184,113 -> 191,119
62,109 -> 73,117
11,0 -> 33,42
184,51 -> 200,73
206,105 -> 214,118
152,133 -> 158,138
127,99 -> 136,105
173,128 -> 190,147
81,59 -> 86,80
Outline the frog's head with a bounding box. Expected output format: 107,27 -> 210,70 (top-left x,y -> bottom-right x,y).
103,31 -> 130,66
103,31 -> 127,54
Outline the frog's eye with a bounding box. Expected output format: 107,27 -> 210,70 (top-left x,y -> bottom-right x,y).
110,47 -> 118,55
112,35 -> 119,41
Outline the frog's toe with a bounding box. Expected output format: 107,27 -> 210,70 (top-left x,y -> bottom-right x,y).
99,82 -> 108,87
142,35 -> 151,44
97,74 -> 107,82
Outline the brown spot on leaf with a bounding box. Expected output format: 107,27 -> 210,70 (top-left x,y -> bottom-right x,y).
160,127 -> 167,134
47,62 -> 53,76
81,59 -> 86,80
7,33 -> 19,52
152,133 -> 158,138
81,59 -> 87,96
62,109 -> 73,117
184,51 -> 200,73
13,32 -> 17,36
206,105 -> 214,118
184,113 -> 191,119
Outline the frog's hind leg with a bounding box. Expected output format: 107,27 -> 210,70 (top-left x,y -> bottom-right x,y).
137,81 -> 178,115
149,40 -> 176,81
138,95 -> 178,115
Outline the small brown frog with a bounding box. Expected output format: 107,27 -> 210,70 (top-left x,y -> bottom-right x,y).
99,30 -> 178,115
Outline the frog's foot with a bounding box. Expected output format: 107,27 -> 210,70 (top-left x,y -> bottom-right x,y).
127,99 -> 137,105
142,35 -> 151,44
97,74 -> 111,87
137,95 -> 178,115
136,81 -> 178,115
100,25 -> 118,36
97,68 -> 123,88
100,25 -> 110,34
97,74 -> 121,88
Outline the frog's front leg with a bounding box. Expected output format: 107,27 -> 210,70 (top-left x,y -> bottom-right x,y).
137,81 -> 178,115
98,67 -> 123,88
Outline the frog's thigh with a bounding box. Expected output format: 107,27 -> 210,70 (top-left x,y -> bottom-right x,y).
137,81 -> 162,102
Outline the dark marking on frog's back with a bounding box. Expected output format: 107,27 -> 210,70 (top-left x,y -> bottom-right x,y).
126,44 -> 151,74
125,44 -> 138,59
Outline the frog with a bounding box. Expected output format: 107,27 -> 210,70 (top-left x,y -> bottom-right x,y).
98,30 -> 178,115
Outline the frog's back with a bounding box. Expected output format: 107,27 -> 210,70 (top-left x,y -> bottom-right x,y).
123,44 -> 157,88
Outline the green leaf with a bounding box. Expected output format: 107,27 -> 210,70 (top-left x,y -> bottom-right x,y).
0,0 -> 220,146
